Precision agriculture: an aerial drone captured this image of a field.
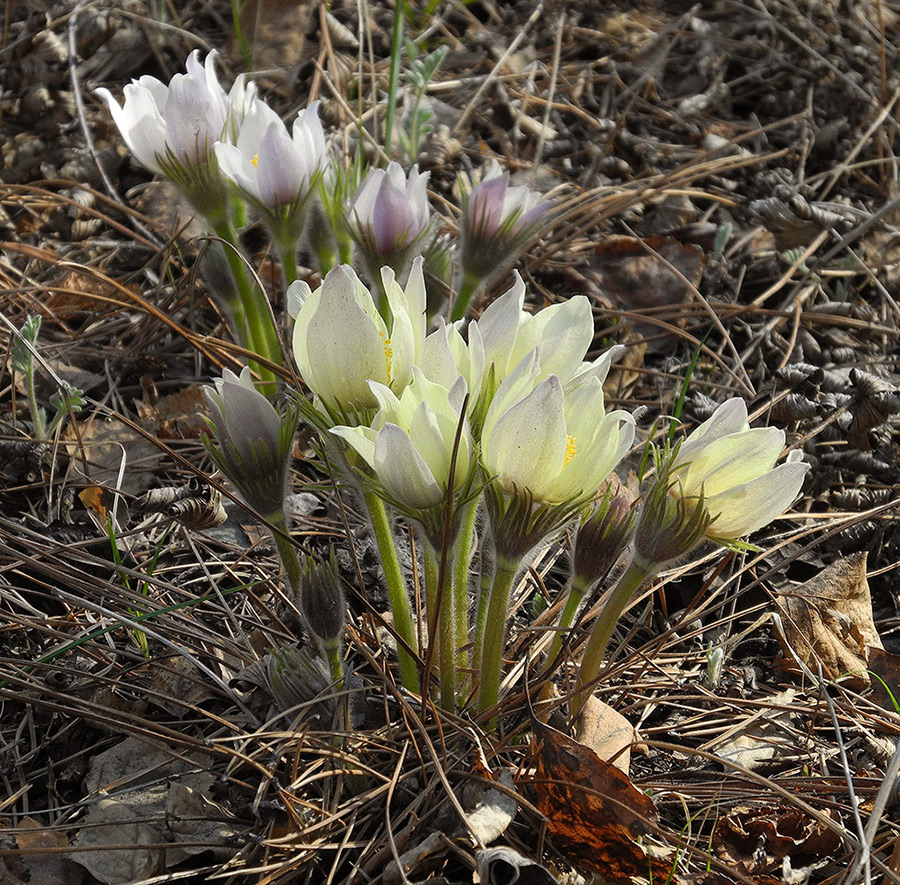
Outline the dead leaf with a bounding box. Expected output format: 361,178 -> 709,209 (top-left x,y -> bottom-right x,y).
530,721 -> 679,883
775,552 -> 883,688
574,695 -> 642,774
69,737 -> 238,884
567,235 -> 706,349
867,646 -> 900,714
63,414 -> 162,496
705,689 -> 796,771
135,384 -> 210,440
712,804 -> 842,875
12,817 -> 83,885
476,846 -> 559,884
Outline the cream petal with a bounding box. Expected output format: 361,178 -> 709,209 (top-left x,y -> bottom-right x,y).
374,423 -> 444,509
682,427 -> 784,498
704,459 -> 809,538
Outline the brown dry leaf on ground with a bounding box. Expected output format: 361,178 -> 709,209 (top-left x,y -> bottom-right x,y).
712,804 -> 843,877
531,721 -> 679,883
574,694 -> 643,774
774,552 -> 883,688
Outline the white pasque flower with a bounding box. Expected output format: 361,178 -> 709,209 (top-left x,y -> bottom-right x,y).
215,100 -> 327,216
289,259 -> 426,417
349,162 -> 431,254
481,353 -> 635,506
670,398 -> 809,540
474,274 -> 619,394
97,49 -> 229,177
331,368 -> 473,513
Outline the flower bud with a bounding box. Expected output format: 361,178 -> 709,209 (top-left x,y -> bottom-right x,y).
573,489 -> 636,586
202,366 -> 295,518
347,162 -> 431,287
299,551 -> 346,648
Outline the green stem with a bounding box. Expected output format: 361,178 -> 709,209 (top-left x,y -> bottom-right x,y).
25,362 -> 46,440
322,638 -> 345,693
383,0 -> 405,157
279,241 -> 299,289
452,496 -> 479,700
477,554 -> 519,716
545,572 -> 594,677
363,489 -> 419,692
423,541 -> 456,709
577,560 -> 656,693
450,268 -> 482,322
210,219 -> 282,382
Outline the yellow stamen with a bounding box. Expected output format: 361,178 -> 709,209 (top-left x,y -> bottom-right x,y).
380,332 -> 393,383
251,153 -> 259,167
563,434 -> 577,468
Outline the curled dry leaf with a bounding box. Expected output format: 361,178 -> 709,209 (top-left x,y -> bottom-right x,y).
774,552 -> 883,688
712,803 -> 842,876
530,721 -> 679,883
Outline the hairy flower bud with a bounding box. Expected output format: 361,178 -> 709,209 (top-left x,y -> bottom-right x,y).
299,551 -> 346,648
573,489 -> 636,586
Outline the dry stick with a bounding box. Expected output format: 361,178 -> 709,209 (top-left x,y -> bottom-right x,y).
450,0 -> 546,138
531,11 -> 564,174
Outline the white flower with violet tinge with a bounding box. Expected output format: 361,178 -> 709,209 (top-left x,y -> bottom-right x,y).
97,50 -> 241,220
215,101 -> 327,214
202,366 -> 294,517
463,159 -> 547,244
453,160 -> 553,320
348,162 -> 431,283
331,368 -> 473,516
289,259 -> 427,419
669,398 -> 809,540
481,353 -> 635,506
98,50 -> 228,172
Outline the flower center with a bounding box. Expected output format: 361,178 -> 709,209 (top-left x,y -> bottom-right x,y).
563,434 -> 577,468
251,153 -> 259,167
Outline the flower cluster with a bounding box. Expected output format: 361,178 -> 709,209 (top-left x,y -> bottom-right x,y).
106,50 -> 811,724
99,50 -> 553,329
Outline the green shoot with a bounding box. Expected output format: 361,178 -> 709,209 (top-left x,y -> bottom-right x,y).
10,314 -> 84,440
399,42 -> 448,164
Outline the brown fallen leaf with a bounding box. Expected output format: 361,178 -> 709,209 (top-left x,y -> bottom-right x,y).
530,721 -> 679,883
712,804 -> 842,875
566,234 -> 707,350
775,552 -> 883,688
867,646 -> 900,714
574,695 -> 642,774
136,383 -> 210,440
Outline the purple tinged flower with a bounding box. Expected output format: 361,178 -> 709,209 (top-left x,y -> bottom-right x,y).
97,50 -> 235,219
465,161 -> 546,241
215,101 -> 328,212
202,366 -> 295,517
452,160 -> 553,319
348,162 -> 431,283
98,50 -> 228,172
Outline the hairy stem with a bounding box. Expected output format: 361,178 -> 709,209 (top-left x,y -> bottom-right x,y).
363,489 -> 419,692
477,554 -> 518,716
